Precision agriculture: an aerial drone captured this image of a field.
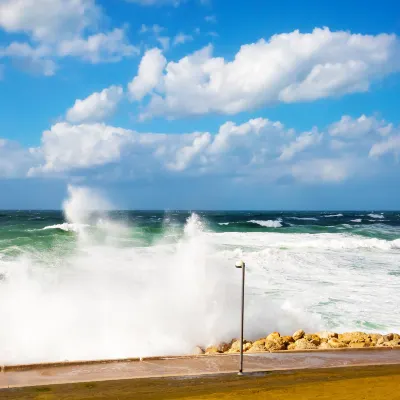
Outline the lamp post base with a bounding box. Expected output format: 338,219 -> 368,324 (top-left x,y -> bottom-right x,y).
238,371 -> 244,376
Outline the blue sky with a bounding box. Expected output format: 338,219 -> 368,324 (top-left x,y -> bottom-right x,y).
0,0 -> 400,209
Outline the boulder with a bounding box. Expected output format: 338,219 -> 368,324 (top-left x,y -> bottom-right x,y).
265,338 -> 286,351
266,332 -> 281,341
304,334 -> 321,346
317,331 -> 338,340
248,342 -> 266,353
349,342 -> 369,348
205,346 -> 220,354
328,338 -> 347,348
293,329 -> 305,341
293,338 -> 318,350
387,333 -> 394,341
319,342 -> 332,350
217,342 -> 231,353
228,340 -> 251,353
193,346 -> 205,355
338,332 -> 371,345
281,335 -> 295,345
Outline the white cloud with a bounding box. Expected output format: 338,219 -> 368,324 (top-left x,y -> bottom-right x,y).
0,0 -> 100,42
139,24 -> 164,34
279,129 -> 322,161
157,36 -> 170,51
5,113 -> 398,184
173,33 -> 193,46
57,28 -> 138,63
129,28 -> 400,119
329,114 -> 393,138
0,139 -> 40,178
66,86 -> 124,123
128,48 -> 166,101
31,123 -> 133,174
205,15 -> 217,23
0,0 -> 136,74
292,159 -> 350,183
0,42 -> 56,75
369,136 -> 400,158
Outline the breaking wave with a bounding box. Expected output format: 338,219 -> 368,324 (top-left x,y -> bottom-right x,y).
248,219 -> 283,228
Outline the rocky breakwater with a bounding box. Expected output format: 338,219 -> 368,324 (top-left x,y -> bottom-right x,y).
195,330 -> 400,355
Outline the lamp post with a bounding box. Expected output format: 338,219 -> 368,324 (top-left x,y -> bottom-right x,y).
235,260 -> 245,375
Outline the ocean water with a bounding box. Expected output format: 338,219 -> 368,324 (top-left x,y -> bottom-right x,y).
1,186 -> 400,365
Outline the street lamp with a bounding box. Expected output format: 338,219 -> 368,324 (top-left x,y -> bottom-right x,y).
235,260 -> 245,375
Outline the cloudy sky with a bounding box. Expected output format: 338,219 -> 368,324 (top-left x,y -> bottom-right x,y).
0,0 -> 399,209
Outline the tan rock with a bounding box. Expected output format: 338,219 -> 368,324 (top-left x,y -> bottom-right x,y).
369,334 -> 382,344
317,331 -> 338,340
216,342 -> 230,353
244,342 -> 252,352
338,332 -> 370,345
252,339 -> 266,347
228,339 -> 250,353
248,342 -> 266,353
386,340 -> 400,347
387,333 -> 394,341
304,334 -> 321,346
293,329 -> 305,341
265,338 -> 286,351
319,342 -> 332,350
266,332 -> 281,341
349,342 -> 369,348
205,346 -> 220,354
193,346 -> 205,355
287,342 -> 296,350
328,338 -> 347,348
293,338 -> 318,350
281,335 -> 295,345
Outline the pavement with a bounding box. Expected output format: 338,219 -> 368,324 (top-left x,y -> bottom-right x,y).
2,348 -> 400,389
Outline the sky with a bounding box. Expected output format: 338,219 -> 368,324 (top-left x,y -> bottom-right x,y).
0,0 -> 400,210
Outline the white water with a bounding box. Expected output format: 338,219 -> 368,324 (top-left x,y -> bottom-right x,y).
249,219 -> 282,228
1,187 -> 400,365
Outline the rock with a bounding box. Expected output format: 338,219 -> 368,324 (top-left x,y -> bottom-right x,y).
266,332 -> 281,341
293,338 -> 318,350
328,338 -> 347,348
349,342 -> 369,348
377,336 -> 390,346
293,329 -> 305,341
393,334 -> 400,341
193,346 -> 205,355
338,332 -> 371,345
387,340 -> 400,347
369,334 -> 382,345
265,338 -> 286,351
217,342 -> 230,353
248,342 -> 266,353
281,335 -> 295,345
386,333 -> 394,341
317,331 -> 338,340
205,346 -> 220,354
228,340 -> 251,353
304,334 -> 321,346
319,342 -> 332,350
287,342 -> 296,350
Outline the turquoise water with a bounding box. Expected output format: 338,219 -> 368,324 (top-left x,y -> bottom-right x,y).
1,205 -> 400,365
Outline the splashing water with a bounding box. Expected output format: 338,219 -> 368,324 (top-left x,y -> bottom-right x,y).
0,186 -> 318,365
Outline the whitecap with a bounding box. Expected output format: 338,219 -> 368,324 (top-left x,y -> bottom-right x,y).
323,214 -> 344,218
248,219 -> 282,228
351,219 -> 362,223
42,223 -> 89,233
368,213 -> 385,219
288,217 -> 318,221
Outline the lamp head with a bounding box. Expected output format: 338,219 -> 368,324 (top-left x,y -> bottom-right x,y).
235,260 -> 245,269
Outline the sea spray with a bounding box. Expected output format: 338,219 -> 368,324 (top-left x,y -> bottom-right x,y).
0,186 -> 320,365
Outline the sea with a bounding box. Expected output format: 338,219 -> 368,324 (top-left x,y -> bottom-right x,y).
1,186 -> 399,365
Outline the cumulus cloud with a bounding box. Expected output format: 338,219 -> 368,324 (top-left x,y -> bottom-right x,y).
329,114 -> 393,138
0,139 -> 40,178
369,136 -> 400,158
291,159 -> 351,183
279,129 -> 322,161
173,33 -> 194,46
0,0 -> 136,75
3,113 -> 397,184
57,28 -> 139,63
66,86 -> 124,123
128,28 -> 400,119
128,48 -> 166,101
0,0 -> 100,42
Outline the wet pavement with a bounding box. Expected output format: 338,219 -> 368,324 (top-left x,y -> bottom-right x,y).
2,349 -> 400,388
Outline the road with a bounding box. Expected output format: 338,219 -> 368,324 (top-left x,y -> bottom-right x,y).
2,348 -> 400,388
